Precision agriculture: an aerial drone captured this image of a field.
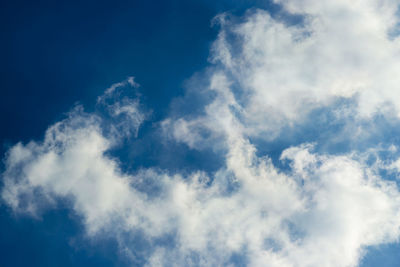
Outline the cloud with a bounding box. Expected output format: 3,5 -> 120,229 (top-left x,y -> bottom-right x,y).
3,106 -> 400,266
203,0 -> 400,139
4,1 -> 400,267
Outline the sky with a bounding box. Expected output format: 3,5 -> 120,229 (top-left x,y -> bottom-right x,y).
2,0 -> 400,266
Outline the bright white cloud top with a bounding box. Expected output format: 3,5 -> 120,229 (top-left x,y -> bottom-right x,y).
3,0 -> 400,266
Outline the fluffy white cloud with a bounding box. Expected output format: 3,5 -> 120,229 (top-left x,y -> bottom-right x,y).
205,0 -> 400,139
3,104 -> 400,266
4,1 -> 400,266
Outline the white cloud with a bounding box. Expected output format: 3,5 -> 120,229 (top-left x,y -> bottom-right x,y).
4,1 -> 400,266
3,106 -> 400,266
204,0 -> 400,139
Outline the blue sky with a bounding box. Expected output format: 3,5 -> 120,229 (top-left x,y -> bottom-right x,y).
2,0 -> 400,266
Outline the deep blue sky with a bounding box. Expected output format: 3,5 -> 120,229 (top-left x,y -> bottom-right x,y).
1,0 -> 400,266
0,0 -> 275,148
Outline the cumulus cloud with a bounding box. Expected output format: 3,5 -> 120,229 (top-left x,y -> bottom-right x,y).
4,1 -> 400,267
203,0 -> 400,139
3,107 -> 400,266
